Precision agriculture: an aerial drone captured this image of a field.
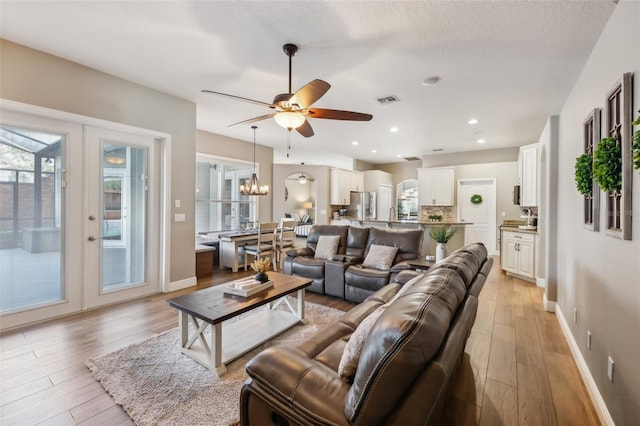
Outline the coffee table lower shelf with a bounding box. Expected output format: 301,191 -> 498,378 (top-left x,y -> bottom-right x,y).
177,298 -> 305,376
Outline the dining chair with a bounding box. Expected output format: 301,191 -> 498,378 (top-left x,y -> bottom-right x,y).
243,222 -> 277,272
274,218 -> 297,270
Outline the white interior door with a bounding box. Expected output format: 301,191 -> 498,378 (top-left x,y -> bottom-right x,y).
457,179 -> 497,254
84,127 -> 159,308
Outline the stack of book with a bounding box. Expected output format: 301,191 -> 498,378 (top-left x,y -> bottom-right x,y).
223,277 -> 273,297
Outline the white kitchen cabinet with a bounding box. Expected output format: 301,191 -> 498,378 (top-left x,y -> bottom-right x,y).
331,169 -> 364,205
519,144 -> 539,207
418,167 -> 454,206
501,231 -> 535,279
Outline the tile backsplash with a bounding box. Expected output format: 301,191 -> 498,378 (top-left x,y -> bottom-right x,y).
420,206 -> 454,222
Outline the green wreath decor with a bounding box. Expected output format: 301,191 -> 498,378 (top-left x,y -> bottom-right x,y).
593,137 -> 622,192
574,153 -> 593,196
470,194 -> 483,205
632,109 -> 640,171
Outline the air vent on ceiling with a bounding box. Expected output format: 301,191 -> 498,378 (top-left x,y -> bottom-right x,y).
403,156 -> 421,161
376,95 -> 401,105
432,148 -> 444,152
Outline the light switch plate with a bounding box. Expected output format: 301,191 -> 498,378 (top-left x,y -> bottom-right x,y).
175,199 -> 181,208
174,213 -> 186,222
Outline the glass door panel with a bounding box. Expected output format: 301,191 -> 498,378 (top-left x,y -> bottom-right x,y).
101,144 -> 146,292
0,125 -> 64,312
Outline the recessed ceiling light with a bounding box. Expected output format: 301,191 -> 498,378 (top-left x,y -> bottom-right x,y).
396,154 -> 402,158
371,149 -> 377,153
352,140 -> 358,145
422,76 -> 441,86
390,126 -> 399,133
468,118 -> 478,125
477,139 -> 486,144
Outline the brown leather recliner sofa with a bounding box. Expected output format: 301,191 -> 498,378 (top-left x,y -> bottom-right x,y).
282,225 -> 423,303
240,243 -> 493,425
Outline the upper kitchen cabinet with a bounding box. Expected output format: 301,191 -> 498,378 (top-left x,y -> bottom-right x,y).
363,170 -> 393,191
418,167 -> 454,206
519,144 -> 539,207
331,168 -> 364,205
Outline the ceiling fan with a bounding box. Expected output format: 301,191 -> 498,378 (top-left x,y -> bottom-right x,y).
202,43 -> 373,138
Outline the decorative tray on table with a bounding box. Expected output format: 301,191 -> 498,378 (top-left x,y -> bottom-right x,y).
223,277 -> 274,297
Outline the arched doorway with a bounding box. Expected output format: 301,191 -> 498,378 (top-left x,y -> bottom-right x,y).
284,171 -> 316,224
396,179 -> 418,220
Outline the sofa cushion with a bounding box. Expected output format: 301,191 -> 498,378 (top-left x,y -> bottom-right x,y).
338,304 -> 387,379
291,257 -> 327,279
362,244 -> 398,271
365,228 -> 422,264
314,235 -> 341,260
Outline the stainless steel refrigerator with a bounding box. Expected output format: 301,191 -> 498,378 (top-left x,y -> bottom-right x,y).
347,191 -> 376,220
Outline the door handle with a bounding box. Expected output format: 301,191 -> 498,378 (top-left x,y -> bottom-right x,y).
88,236 -> 102,242
88,215 -> 96,221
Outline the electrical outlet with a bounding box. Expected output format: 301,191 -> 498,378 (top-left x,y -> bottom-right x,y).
607,357 -> 614,382
573,308 -> 578,324
501,211 -> 506,217
587,331 -> 591,349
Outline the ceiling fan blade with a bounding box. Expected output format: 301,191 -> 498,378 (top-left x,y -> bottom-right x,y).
228,113 -> 275,127
296,119 -> 314,138
307,108 -> 373,121
201,90 -> 272,108
289,79 -> 331,109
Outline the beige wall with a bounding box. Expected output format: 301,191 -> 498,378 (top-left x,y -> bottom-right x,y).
0,39 -> 197,284
196,130 -> 273,223
555,1 -> 639,422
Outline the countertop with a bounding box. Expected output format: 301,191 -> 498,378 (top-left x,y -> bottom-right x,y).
499,225 -> 538,235
333,217 -> 471,226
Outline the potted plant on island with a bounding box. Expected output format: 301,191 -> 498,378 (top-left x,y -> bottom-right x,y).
251,256 -> 272,283
429,225 -> 457,263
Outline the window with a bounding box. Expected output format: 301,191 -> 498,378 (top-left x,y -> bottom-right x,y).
603,72 -> 633,239
195,154 -> 257,234
583,109 -> 600,231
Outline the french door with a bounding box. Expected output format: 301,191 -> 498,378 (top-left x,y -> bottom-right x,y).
0,109 -> 161,330
84,127 -> 159,308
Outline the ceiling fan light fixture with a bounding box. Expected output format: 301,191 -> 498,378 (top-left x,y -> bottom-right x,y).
274,111 -> 306,130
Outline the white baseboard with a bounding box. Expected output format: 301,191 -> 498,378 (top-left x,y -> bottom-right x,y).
166,276 -> 197,293
555,306 -> 615,426
536,277 -> 546,288
543,292 -> 555,312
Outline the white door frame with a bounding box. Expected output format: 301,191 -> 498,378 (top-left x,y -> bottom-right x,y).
0,99 -> 172,329
456,178 -> 497,254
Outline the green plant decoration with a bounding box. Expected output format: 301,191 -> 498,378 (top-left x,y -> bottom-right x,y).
470,194 -> 483,205
632,109 -> 640,171
429,225 -> 457,243
574,153 -> 593,196
593,137 -> 622,192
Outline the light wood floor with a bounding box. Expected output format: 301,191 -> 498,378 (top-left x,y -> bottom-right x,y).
0,260 -> 599,425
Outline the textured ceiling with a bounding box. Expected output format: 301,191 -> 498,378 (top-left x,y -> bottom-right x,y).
0,1 -> 615,165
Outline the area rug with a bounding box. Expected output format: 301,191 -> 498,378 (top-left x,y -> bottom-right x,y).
85,300 -> 344,426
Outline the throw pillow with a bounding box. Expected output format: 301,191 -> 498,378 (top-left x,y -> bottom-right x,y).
362,244 -> 399,270
338,304 -> 387,380
314,235 -> 341,260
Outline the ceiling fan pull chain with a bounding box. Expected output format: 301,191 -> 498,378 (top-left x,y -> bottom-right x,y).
286,130 -> 291,158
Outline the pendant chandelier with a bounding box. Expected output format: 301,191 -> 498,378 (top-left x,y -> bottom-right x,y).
240,126 -> 269,196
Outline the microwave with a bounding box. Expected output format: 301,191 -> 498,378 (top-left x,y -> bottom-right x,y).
513,185 -> 521,205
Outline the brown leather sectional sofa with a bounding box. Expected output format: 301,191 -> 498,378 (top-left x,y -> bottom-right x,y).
241,242 -> 493,425
282,225 -> 423,303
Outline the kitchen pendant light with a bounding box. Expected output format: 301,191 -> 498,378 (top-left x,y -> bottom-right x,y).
298,173 -> 307,184
239,126 -> 269,196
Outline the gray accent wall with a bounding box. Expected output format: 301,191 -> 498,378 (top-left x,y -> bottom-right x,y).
556,1 -> 639,422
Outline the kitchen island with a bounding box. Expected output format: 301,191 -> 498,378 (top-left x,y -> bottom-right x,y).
331,217 -> 472,256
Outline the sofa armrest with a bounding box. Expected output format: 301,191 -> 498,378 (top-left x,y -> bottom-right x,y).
390,260 -> 413,273
331,254 -> 363,264
286,247 -> 313,257
244,346 -> 350,424
393,269 -> 423,285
